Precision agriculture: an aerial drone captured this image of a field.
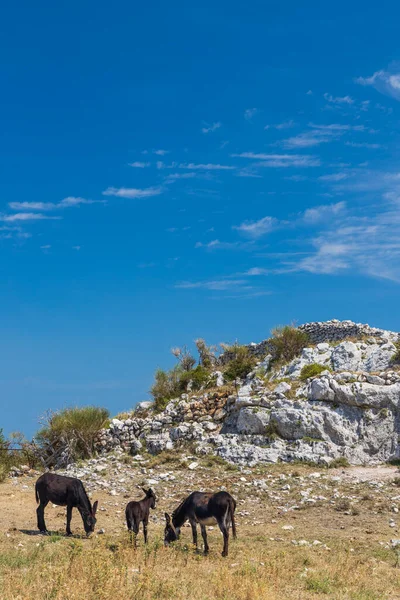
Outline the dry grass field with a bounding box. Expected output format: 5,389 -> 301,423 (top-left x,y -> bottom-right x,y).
1,459 -> 400,599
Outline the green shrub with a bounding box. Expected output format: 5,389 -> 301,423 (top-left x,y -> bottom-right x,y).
0,429 -> 11,482
299,363 -> 330,381
223,344 -> 257,381
328,457 -> 350,469
269,325 -> 309,363
35,406 -> 110,464
179,365 -> 210,391
194,338 -> 217,369
392,341 -> 400,364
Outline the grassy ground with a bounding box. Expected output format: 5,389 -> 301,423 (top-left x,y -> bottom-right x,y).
1,461 -> 400,599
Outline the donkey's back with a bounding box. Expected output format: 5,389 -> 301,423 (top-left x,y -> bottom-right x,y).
35,472 -> 85,506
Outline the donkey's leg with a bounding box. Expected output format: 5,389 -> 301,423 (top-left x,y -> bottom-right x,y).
66,505 -> 73,536
200,525 -> 209,555
218,519 -> 229,557
131,519 -> 139,547
143,518 -> 148,544
190,520 -> 198,548
37,501 -> 49,533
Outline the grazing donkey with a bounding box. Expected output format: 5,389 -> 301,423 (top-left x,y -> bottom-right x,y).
125,488 -> 157,545
164,490 -> 236,556
35,472 -> 98,537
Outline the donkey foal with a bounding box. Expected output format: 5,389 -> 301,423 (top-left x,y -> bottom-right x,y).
125,488 -> 157,545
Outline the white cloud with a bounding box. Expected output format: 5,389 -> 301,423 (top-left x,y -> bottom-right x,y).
153,149 -> 169,155
176,278 -> 249,290
324,93 -> 354,104
179,163 -> 235,171
244,108 -> 259,121
301,201 -> 346,223
201,121 -> 221,134
129,161 -> 151,168
356,69 -> 400,101
102,186 -> 163,198
318,173 -> 348,182
282,123 -> 364,149
72,246 -> 81,250
8,197 -> 100,211
275,120 -> 295,130
233,216 -> 277,237
164,172 -> 197,183
245,267 -> 269,275
40,245 -> 51,249
231,152 -> 320,168
0,213 -> 61,222
345,142 -> 382,149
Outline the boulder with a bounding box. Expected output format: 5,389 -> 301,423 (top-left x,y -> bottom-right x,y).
236,407 -> 271,434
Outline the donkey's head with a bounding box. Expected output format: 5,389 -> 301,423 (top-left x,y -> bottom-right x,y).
82,500 -> 98,536
164,512 -> 180,546
143,488 -> 157,509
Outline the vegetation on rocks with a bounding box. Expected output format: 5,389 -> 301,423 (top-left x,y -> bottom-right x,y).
35,406 -> 110,464
299,363 -> 330,381
269,324 -> 310,363
222,343 -> 257,381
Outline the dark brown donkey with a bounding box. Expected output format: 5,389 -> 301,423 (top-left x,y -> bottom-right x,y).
35,472 -> 98,536
125,488 -> 156,545
164,491 -> 236,556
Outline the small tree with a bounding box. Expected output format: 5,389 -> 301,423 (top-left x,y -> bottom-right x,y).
195,338 -> 217,369
171,346 -> 196,372
223,344 -> 257,381
269,325 -> 309,363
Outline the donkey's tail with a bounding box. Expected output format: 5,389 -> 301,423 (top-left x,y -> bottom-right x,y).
229,497 -> 237,539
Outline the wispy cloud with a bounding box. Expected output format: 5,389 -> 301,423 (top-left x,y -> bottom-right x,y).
231,152 -> 320,168
345,142 -> 382,149
324,93 -> 354,105
0,213 -> 61,222
8,197 -> 101,211
201,121 -> 221,134
164,172 -> 197,183
244,108 -> 259,121
301,201 -> 346,223
356,69 -> 400,101
233,216 -> 278,238
318,172 -> 349,182
176,278 -> 250,291
245,267 -> 269,275
179,163 -> 235,171
129,161 -> 151,168
153,149 -> 169,155
282,123 -> 364,149
264,120 -> 295,130
102,186 -> 164,198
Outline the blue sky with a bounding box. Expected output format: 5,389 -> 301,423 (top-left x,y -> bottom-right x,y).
1,0 -> 400,437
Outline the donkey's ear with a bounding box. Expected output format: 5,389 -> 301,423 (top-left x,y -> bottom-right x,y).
165,512 -> 171,524
142,487 -> 149,496
92,500 -> 98,516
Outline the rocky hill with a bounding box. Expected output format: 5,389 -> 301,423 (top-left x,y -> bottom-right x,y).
96,320 -> 400,467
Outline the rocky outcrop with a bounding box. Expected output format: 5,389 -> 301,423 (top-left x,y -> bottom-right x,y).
95,320 -> 400,467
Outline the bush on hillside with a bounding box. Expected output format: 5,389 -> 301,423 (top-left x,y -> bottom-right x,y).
179,365 -> 211,391
35,406 -> 110,465
391,340 -> 400,364
299,363 -> 330,381
269,325 -> 309,363
223,344 -> 257,381
170,346 -> 196,372
195,338 -> 217,369
0,429 -> 11,482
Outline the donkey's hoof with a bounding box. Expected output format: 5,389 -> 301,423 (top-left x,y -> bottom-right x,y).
221,551 -> 228,557
40,530 -> 49,536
